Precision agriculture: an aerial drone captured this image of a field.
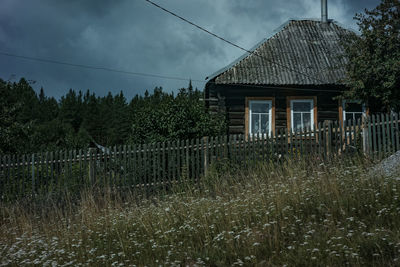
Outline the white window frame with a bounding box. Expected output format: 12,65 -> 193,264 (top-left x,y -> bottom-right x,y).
290,99 -> 314,132
342,100 -> 366,122
249,100 -> 273,136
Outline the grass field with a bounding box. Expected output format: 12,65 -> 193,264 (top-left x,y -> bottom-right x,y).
1,157 -> 400,266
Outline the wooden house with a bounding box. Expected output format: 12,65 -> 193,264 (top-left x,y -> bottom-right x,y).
204,1 -> 367,136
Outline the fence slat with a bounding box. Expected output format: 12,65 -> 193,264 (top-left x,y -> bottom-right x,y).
195,138 -> 200,180
10,154 -> 15,197
334,122 -> 339,155
31,153 -> 35,196
190,139 -> 195,179
376,116 -> 382,158
237,134 -> 242,166
308,126 -> 312,156
143,144 -> 148,188
15,155 -> 21,198
17,154 -> 21,196
161,142 -> 166,190
337,120 -> 343,155
372,115 -> 377,155
7,155 -> 11,196
389,113 -> 395,155
395,113 -> 400,152
212,136 -> 216,162
9,155 -> 14,197
291,129 -> 296,159
185,139 -> 190,180
176,140 -> 181,181
381,114 -> 387,156
150,144 -> 154,187
136,145 -> 141,188
202,137 -> 207,175
367,116 -> 373,157
157,142 -> 161,186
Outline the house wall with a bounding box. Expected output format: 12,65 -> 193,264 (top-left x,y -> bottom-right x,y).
206,83 -> 345,135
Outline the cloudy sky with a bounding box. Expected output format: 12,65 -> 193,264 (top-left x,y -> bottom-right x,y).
0,0 -> 380,99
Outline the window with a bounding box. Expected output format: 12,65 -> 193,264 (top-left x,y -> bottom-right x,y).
247,99 -> 273,135
342,100 -> 366,122
290,99 -> 314,132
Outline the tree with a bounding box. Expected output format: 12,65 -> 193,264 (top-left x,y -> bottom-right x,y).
0,77 -> 226,153
0,79 -> 33,153
342,0 -> 400,112
128,83 -> 226,144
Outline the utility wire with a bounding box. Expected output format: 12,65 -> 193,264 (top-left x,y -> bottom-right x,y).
144,0 -> 328,84
144,0 -> 250,54
0,52 -> 342,92
0,51 -> 205,83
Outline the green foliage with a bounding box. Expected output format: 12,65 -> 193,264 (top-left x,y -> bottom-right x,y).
0,79 -> 34,154
342,0 -> 400,111
129,85 -> 226,144
0,78 -> 226,154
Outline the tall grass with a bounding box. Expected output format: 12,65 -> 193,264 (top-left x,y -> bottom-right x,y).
1,156 -> 400,266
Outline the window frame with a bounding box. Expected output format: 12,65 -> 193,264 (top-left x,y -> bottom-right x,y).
245,97 -> 275,137
341,100 -> 367,122
249,100 -> 273,136
286,96 -> 317,133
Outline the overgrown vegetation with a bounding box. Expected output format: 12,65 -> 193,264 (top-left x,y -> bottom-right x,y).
342,0 -> 400,112
1,157 -> 400,266
0,79 -> 226,154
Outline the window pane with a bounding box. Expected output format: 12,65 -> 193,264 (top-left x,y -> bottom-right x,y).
261,114 -> 269,134
346,102 -> 362,112
251,114 -> 259,133
293,101 -> 311,112
251,102 -> 269,113
293,113 -> 302,132
303,112 -> 311,129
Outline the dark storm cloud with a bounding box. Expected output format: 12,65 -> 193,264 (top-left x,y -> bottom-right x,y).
0,0 -> 381,99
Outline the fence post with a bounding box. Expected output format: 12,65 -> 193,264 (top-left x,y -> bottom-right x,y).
323,121 -> 328,158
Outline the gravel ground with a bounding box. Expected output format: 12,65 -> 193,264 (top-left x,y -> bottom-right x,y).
370,150 -> 400,178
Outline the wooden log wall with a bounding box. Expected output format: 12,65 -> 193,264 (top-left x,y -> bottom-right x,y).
206,83 -> 343,135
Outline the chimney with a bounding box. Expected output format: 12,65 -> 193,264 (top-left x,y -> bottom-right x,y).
321,0 -> 328,23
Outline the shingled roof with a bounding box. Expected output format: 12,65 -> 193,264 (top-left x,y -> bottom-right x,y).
209,19 -> 353,86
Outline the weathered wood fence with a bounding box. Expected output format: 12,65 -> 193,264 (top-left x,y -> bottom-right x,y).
1,113 -> 399,201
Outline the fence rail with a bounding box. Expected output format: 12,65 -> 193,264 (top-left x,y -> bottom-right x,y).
1,113 -> 400,201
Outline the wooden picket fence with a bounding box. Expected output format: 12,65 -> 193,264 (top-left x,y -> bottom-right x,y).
1,113 -> 400,201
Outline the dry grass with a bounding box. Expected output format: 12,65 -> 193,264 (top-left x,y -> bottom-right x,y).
1,157 -> 400,266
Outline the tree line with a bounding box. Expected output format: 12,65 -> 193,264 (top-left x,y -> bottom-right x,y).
0,78 -> 226,154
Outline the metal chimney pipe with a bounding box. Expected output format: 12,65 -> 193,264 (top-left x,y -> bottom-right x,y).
321,0 -> 328,23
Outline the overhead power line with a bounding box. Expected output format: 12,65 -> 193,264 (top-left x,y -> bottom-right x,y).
0,51 -> 205,83
144,0 -> 328,84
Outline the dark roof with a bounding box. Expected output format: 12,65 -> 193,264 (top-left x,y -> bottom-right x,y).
209,19 -> 353,86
